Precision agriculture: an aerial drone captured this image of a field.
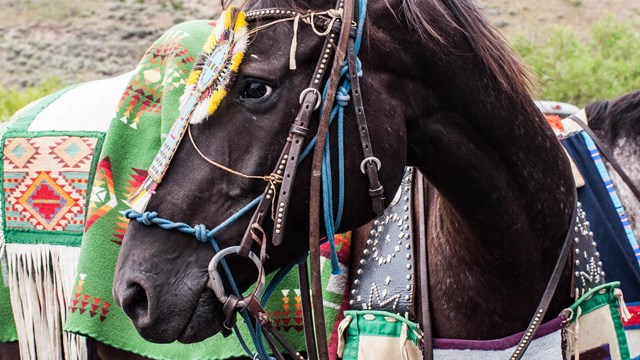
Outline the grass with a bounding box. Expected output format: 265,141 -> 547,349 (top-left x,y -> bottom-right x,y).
0,77 -> 65,122
514,17 -> 640,107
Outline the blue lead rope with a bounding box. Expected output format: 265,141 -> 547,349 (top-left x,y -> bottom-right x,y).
319,0 -> 367,275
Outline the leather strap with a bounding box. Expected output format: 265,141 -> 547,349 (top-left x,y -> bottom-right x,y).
569,115 -> 640,201
298,262 -> 318,360
244,298 -> 303,360
272,89 -> 320,246
413,170 -> 433,360
347,40 -> 385,215
509,192 -> 577,360
308,1 -> 355,358
238,16 -> 341,256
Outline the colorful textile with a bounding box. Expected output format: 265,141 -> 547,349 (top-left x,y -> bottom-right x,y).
0,75 -> 114,356
63,19 -> 352,360
563,282 -> 630,359
561,132 -> 640,303
337,310 -> 423,360
623,302 -> 640,358
581,132 -> 640,267
422,283 -> 628,360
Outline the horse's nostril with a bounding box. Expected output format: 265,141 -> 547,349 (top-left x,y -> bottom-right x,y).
121,282 -> 150,323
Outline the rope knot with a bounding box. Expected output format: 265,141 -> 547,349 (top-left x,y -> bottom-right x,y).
123,209 -> 139,220
141,211 -> 158,226
194,224 -> 209,243
336,87 -> 350,107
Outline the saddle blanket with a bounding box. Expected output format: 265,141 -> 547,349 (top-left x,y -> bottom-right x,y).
1,20 -> 354,360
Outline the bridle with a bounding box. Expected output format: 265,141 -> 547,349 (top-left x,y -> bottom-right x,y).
123,1 -> 612,360
219,2 -> 384,358
127,0 -> 383,359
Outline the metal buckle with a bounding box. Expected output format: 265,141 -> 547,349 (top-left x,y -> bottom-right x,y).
207,246 -> 266,308
299,88 -> 322,110
360,157 -> 382,174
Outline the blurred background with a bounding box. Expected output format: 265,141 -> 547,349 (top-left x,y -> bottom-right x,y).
1,0 -> 639,120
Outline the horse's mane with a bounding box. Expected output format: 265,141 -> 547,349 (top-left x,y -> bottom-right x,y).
587,90 -> 640,143
228,0 -> 534,103
401,0 -> 533,100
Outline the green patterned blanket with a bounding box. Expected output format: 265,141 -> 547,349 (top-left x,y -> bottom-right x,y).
1,19 -> 351,359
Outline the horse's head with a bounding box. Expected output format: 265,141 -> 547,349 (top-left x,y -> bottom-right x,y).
114,1 -> 415,343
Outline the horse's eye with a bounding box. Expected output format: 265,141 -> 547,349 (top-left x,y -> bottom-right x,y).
241,81 -> 273,99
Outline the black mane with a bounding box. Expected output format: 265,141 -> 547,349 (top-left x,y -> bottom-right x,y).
587,89 -> 640,144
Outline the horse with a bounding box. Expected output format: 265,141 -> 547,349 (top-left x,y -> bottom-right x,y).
585,89 -> 640,239
1,1 -> 637,359
111,0 -> 595,358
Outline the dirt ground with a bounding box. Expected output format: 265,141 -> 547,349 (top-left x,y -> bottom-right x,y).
0,0 -> 637,88
476,0 -> 639,40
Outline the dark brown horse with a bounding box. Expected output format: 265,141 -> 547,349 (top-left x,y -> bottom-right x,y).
112,0 -> 577,348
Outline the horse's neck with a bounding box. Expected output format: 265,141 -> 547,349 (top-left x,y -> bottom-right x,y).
411,107 -> 574,339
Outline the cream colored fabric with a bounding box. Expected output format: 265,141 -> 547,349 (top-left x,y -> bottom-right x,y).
337,315 -> 422,360
565,304 -> 623,360
27,72 -> 133,133
6,243 -> 87,360
625,328 -> 640,359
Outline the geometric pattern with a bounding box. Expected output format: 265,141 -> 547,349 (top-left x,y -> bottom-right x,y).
50,137 -> 94,168
16,171 -> 78,231
85,157 -> 117,231
4,138 -> 39,168
3,136 -> 98,232
68,273 -> 111,322
116,30 -> 193,129
111,167 -> 148,245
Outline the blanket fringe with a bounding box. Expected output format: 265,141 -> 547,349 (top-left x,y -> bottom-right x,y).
6,243 -> 87,360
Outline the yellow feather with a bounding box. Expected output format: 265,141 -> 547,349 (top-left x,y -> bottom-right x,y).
187,70 -> 201,86
230,53 -> 245,72
234,11 -> 247,31
208,89 -> 227,115
224,8 -> 232,29
202,32 -> 218,54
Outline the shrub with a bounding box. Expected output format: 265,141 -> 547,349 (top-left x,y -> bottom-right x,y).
0,77 -> 65,122
514,17 -> 640,107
